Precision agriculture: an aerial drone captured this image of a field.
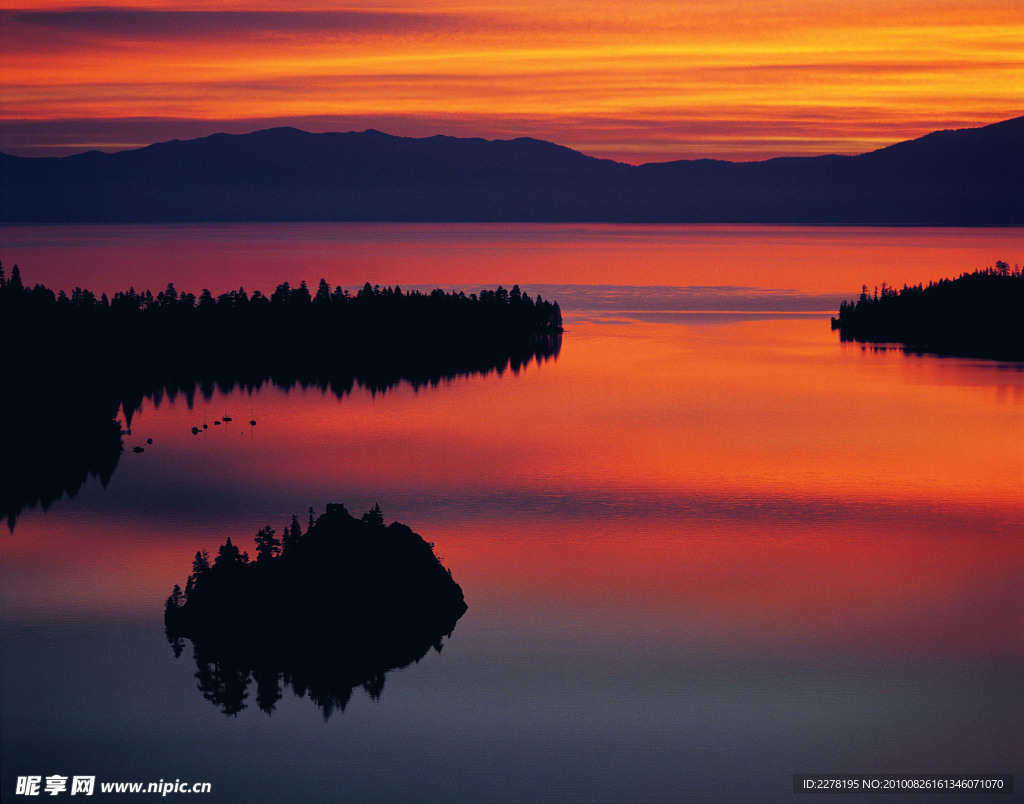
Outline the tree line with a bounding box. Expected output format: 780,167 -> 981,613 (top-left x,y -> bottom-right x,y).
0,265 -> 562,402
831,262 -> 1024,360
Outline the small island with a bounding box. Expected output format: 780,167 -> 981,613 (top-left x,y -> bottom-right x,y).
831,262 -> 1024,360
165,503 -> 468,717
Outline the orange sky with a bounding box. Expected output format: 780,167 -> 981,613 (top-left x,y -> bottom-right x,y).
1,0 -> 1021,162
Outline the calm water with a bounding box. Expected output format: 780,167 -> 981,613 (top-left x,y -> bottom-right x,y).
1,224 -> 1022,802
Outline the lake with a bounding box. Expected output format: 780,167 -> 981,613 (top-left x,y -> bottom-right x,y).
1,224 -> 1022,802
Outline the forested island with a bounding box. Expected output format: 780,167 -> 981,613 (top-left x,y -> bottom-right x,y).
164,503 -> 468,717
831,262 -> 1024,360
0,263 -> 562,529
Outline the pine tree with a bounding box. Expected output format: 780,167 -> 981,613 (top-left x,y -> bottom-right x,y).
281,515 -> 303,554
192,549 -> 211,577
254,526 -> 280,562
166,584 -> 184,610
361,503 -> 384,528
214,537 -> 244,566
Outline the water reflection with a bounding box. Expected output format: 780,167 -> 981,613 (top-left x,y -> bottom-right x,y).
2,305 -> 1021,801
0,386 -> 124,532
172,626 -> 458,720
0,334 -> 560,530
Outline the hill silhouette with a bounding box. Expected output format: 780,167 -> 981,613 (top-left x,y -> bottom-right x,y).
2,118 -> 1021,224
165,503 -> 467,718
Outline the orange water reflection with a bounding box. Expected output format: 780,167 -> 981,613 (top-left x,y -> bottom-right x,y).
4,223 -> 1022,298
3,315 -> 1020,669
5,514 -> 1019,664
123,317 -> 1024,512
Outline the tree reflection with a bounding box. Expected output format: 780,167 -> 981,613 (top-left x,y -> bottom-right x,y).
179,628 -> 456,719
0,385 -> 124,532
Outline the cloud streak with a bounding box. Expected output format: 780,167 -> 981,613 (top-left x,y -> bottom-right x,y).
3,8 -> 472,40
1,0 -> 1021,162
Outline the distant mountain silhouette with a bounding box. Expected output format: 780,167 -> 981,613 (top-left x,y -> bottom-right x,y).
2,118 -> 1021,224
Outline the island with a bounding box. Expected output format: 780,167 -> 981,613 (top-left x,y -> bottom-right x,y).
0,263 -> 561,529
831,262 -> 1024,361
164,503 -> 468,717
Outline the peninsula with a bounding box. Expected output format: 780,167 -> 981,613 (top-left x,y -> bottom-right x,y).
831,262 -> 1024,360
0,265 -> 562,529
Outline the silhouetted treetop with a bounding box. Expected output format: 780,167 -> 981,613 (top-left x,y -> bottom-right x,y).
0,266 -> 561,338
831,262 -> 1024,360
0,267 -> 561,381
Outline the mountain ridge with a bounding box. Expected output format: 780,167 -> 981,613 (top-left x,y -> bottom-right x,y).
2,117 -> 1021,223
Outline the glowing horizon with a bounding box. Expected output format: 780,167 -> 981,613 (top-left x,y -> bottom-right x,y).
1,0 -> 1021,163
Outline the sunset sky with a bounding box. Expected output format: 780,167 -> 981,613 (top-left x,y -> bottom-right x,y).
2,0 -> 1021,163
